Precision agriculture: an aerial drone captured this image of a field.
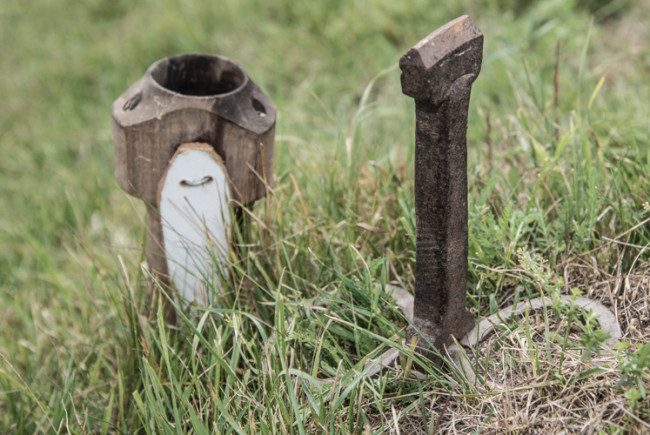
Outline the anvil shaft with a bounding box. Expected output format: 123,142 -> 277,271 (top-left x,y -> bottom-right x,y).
412,80 -> 475,348
400,15 -> 483,360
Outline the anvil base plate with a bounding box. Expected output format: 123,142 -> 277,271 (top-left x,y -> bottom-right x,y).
362,286 -> 622,383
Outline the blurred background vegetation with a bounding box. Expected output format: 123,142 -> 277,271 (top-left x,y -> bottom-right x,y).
0,0 -> 648,432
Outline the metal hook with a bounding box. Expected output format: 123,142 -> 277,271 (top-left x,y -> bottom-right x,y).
180,176 -> 213,187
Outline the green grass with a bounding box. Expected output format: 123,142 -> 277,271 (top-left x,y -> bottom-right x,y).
1,0 -> 649,433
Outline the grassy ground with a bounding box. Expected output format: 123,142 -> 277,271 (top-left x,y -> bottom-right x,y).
1,0 -> 649,433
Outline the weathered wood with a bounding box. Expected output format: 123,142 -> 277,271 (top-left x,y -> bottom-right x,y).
111,54 -> 275,319
112,54 -> 275,207
400,16 -> 483,363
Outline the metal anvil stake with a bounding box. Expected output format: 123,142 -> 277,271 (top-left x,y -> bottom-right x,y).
111,54 -> 275,314
400,16 -> 483,363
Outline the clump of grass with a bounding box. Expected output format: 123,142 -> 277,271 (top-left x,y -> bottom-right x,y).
1,0 -> 650,433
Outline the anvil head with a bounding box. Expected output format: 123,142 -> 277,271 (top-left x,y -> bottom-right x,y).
399,15 -> 483,106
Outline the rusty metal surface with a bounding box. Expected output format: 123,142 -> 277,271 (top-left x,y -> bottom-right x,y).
399,16 -> 483,363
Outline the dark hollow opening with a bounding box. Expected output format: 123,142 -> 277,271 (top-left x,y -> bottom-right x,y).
150,55 -> 246,96
251,97 -> 266,115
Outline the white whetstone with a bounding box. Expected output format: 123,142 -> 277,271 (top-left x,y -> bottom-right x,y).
159,143 -> 232,308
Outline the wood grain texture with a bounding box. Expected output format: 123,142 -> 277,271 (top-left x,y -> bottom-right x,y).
111,54 -> 275,322
112,54 -> 275,207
